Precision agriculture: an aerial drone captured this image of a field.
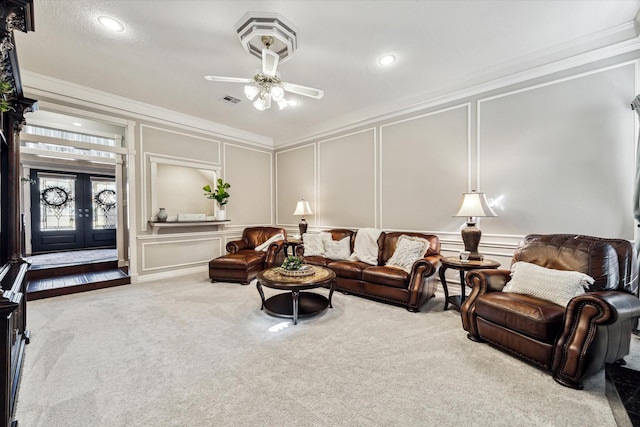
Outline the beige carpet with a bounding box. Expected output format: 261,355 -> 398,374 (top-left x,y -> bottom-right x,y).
14,273 -> 639,426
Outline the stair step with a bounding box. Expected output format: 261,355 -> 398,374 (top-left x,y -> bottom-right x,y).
27,260 -> 119,279
27,268 -> 130,300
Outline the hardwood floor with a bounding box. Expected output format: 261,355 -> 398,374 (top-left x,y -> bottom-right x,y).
26,249 -> 130,300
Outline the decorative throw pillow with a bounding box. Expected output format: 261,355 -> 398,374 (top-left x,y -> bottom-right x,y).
254,233 -> 285,252
303,232 -> 330,257
503,261 -> 594,307
323,236 -> 351,260
385,235 -> 430,273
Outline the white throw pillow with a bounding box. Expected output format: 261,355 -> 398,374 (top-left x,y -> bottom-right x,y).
323,236 -> 351,260
385,235 -> 430,273
254,233 -> 285,252
303,232 -> 330,257
503,261 -> 594,307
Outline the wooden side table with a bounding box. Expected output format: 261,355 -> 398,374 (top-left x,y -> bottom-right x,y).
439,256 -> 500,310
284,238 -> 302,257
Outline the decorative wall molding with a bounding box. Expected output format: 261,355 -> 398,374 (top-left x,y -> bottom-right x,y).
317,127 -> 377,228
22,71 -> 273,147
223,142 -> 274,226
274,142 -> 316,227
140,236 -> 222,272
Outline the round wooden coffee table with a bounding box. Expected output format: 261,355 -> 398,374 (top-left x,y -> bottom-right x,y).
256,265 -> 336,325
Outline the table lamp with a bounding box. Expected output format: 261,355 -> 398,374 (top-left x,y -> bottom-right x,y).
293,199 -> 313,237
454,190 -> 497,261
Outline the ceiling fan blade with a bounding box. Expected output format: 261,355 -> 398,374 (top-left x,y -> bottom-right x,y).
282,82 -> 325,99
262,49 -> 279,77
204,75 -> 253,83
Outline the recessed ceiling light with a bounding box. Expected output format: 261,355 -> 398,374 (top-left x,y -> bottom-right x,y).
98,16 -> 124,32
287,99 -> 299,107
72,122 -> 82,127
378,55 -> 396,66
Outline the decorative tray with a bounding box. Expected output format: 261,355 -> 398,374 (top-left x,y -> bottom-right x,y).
276,265 -> 315,277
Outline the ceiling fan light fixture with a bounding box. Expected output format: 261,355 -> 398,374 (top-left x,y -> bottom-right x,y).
244,85 -> 260,100
271,86 -> 285,102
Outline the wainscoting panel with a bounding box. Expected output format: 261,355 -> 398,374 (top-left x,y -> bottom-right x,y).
478,63 -> 636,240
380,104 -> 469,231
275,144 -> 316,228
224,143 -> 273,226
141,237 -> 222,272
318,129 -> 376,228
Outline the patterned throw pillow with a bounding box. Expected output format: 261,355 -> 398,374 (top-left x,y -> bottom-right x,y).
385,235 -> 430,273
503,261 -> 594,307
303,232 -> 330,257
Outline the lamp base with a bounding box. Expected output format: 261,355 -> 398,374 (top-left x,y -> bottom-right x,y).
461,222 -> 483,261
298,219 -> 308,237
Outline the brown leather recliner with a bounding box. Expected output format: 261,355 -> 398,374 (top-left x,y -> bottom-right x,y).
209,227 -> 286,285
461,234 -> 640,389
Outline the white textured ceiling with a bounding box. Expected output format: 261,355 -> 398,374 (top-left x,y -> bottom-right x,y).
13,0 -> 640,145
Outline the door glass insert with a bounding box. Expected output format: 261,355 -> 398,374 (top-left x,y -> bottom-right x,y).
92,178 -> 116,229
38,174 -> 76,231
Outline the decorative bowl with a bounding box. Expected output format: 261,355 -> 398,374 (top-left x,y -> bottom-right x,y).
276,265 -> 314,277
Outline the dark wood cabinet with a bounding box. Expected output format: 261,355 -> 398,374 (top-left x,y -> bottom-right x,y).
0,262 -> 28,427
0,1 -> 36,426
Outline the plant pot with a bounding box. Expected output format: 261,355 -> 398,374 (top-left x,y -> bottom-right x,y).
216,209 -> 226,221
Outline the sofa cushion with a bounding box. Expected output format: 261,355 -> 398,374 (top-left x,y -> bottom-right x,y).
323,236 -> 351,260
362,266 -> 409,289
385,235 -> 430,273
328,260 -> 370,280
476,292 -> 565,342
209,251 -> 266,270
503,261 -> 594,307
303,256 -> 330,267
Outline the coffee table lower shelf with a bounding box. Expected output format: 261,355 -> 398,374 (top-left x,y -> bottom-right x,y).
263,292 -> 329,321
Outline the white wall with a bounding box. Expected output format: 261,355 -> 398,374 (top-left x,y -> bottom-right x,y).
274,58 -> 639,291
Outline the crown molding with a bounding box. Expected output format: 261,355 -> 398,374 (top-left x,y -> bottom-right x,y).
20,70 -> 274,148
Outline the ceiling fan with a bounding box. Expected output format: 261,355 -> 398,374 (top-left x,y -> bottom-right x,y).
204,36 -> 324,110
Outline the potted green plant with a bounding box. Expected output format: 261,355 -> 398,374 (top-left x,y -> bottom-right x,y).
0,81 -> 14,114
0,81 -> 13,143
203,178 -> 231,220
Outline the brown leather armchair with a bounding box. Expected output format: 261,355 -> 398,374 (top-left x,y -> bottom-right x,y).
461,234 -> 640,389
209,227 -> 286,285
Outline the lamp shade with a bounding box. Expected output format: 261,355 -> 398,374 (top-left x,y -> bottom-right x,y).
454,191 -> 497,218
293,200 -> 313,216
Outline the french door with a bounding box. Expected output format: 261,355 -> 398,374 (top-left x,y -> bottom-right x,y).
30,170 -> 117,254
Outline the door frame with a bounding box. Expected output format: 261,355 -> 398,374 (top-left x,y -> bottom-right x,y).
29,169 -> 117,253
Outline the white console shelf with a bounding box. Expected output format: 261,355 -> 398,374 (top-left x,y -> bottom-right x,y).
148,220 -> 230,235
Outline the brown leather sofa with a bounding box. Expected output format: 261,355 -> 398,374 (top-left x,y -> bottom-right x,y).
209,227 -> 286,285
461,234 -> 640,389
298,229 -> 441,311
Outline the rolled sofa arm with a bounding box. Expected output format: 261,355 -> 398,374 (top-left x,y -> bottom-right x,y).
461,269 -> 511,337
226,239 -> 249,254
552,291 -> 640,389
406,255 -> 441,311
264,240 -> 286,268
